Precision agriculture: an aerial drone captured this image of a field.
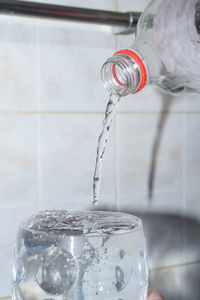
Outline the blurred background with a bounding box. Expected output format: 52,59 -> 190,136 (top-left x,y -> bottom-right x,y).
0,0 -> 199,299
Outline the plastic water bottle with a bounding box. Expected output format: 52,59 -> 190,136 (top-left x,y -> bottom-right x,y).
101,0 -> 200,97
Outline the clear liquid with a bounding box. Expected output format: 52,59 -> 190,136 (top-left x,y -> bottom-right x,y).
12,210 -> 148,300
155,74 -> 200,95
93,94 -> 120,206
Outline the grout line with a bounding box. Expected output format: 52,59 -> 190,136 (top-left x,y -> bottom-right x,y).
180,108 -> 187,300
150,260 -> 200,272
182,101 -> 187,267
0,111 -> 105,115
116,0 -> 120,12
117,111 -> 200,115
36,20 -> 40,113
37,108 -> 42,210
0,202 -> 35,209
0,111 -> 200,115
114,0 -> 119,50
36,20 -> 42,210
115,34 -> 119,51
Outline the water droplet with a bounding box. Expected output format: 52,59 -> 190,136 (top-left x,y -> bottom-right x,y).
37,245 -> 60,264
115,266 -> 125,291
119,249 -> 126,259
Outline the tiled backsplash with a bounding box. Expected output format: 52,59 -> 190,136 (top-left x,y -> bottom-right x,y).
0,0 -> 200,299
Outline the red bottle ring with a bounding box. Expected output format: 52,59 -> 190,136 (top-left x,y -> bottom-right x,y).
112,49 -> 147,94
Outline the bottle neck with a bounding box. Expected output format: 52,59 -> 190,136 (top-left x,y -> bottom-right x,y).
101,49 -> 147,97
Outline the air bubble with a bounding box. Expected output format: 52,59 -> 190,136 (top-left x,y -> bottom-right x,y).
36,248 -> 77,295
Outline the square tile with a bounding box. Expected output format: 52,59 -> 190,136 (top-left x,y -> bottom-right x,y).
184,94 -> 200,113
0,114 -> 38,207
38,17 -> 116,112
119,210 -> 200,270
182,212 -> 200,264
149,266 -> 183,300
183,113 -> 200,262
39,113 -> 116,210
185,114 -> 200,191
118,113 -> 183,211
144,213 -> 184,269
150,263 -> 200,300
0,15 -> 37,111
181,263 -> 200,300
120,210 -> 185,269
184,188 -> 200,221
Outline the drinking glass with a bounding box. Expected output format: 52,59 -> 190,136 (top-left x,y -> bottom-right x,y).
12,210 -> 148,300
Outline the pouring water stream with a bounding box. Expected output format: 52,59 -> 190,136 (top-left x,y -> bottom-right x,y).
93,94 -> 120,206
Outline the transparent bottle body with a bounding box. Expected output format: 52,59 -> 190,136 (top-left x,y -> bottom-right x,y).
101,0 -> 200,97
133,0 -> 200,95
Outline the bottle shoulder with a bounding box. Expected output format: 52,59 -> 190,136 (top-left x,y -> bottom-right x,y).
132,0 -> 167,78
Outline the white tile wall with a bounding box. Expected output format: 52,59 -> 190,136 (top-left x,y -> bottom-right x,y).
117,113 -> 183,213
0,0 -> 199,298
150,263 -> 200,300
185,114 -> 200,191
0,16 -> 37,111
39,113 -> 116,209
38,20 -> 116,112
149,267 -> 183,299
0,114 -> 38,207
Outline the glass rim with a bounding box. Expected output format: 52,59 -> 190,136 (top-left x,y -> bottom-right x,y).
19,210 -> 143,238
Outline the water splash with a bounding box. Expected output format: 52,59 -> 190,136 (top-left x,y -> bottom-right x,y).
26,210 -> 137,236
93,94 -> 120,206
